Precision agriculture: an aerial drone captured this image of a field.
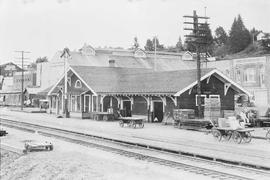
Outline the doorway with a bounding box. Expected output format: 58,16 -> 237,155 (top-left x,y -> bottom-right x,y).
123,100 -> 131,117
153,101 -> 163,122
84,95 -> 90,112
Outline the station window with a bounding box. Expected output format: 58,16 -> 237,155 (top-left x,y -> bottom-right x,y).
195,94 -> 207,106
75,80 -> 82,88
244,68 -> 256,83
209,94 -> 220,102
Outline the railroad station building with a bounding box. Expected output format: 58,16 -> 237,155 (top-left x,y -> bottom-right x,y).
47,65 -> 251,122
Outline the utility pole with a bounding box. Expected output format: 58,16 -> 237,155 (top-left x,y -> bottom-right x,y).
15,51 -> 30,110
154,36 -> 157,71
183,10 -> 209,118
60,47 -> 71,118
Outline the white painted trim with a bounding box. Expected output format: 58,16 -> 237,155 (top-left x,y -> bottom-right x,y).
207,76 -> 211,84
188,87 -> 192,95
195,94 -> 207,106
224,83 -> 231,96
174,69 -> 252,97
75,79 -> 82,88
70,67 -> 97,96
141,96 -> 150,108
48,73 -> 65,95
209,94 -> 220,103
168,96 -> 177,106
49,67 -> 97,96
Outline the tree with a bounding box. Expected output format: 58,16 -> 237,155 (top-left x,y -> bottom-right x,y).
184,23 -> 214,54
175,36 -> 184,52
36,56 -> 48,63
184,35 -> 196,52
199,23 -> 214,54
144,39 -> 154,51
28,62 -> 37,70
132,36 -> 139,49
144,37 -> 164,51
215,26 -> 228,46
229,15 -> 251,53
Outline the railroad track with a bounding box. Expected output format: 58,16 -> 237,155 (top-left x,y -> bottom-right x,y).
1,118 -> 270,180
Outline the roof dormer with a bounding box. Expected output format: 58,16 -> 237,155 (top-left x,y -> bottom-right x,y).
134,48 -> 147,58
80,43 -> 96,56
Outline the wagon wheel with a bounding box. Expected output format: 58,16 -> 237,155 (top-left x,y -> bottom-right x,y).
132,121 -> 136,129
232,131 -> 242,144
212,129 -> 222,141
222,131 -> 232,141
173,121 -> 179,128
24,144 -> 30,152
119,120 -> 124,127
242,131 -> 252,143
266,130 -> 270,142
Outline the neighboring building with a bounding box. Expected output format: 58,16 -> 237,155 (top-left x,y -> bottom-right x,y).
0,70 -> 37,107
0,62 -> 22,77
203,56 -> 270,115
257,32 -> 270,41
0,62 -> 22,90
36,44 -> 196,93
47,66 -> 250,121
13,71 -> 36,90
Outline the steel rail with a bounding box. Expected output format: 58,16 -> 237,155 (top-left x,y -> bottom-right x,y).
1,118 -> 269,180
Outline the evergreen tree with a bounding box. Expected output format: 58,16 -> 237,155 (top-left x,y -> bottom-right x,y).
184,23 -> 214,54
215,26 -> 228,46
175,36 -> 184,51
36,56 -> 48,63
199,23 -> 214,54
144,37 -> 164,51
144,39 -> 154,51
184,35 -> 196,52
132,36 -> 139,49
229,15 -> 251,53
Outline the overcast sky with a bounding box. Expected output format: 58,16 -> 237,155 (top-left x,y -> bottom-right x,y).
0,0 -> 269,64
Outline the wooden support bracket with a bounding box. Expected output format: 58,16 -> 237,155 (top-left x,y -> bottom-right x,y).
142,96 -> 150,108
207,76 -> 211,84
189,87 -> 193,95
224,83 -> 231,96
168,96 -> 177,106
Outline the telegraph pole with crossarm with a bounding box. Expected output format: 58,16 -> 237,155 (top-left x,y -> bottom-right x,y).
183,10 -> 210,118
15,50 -> 31,110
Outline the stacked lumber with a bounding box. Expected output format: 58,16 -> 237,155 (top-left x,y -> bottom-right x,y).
204,98 -> 221,124
223,110 -> 235,118
173,109 -> 195,121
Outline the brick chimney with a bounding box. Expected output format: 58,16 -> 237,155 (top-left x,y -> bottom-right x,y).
109,59 -> 116,67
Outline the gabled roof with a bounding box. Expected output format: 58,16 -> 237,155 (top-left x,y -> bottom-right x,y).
48,66 -> 251,97
49,66 -> 252,96
174,69 -> 252,97
69,66 -> 213,95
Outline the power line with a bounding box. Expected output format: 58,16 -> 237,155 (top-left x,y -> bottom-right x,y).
14,50 -> 31,110
183,10 -> 210,119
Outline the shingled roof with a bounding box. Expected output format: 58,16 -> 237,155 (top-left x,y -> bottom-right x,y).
69,66 -> 214,95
